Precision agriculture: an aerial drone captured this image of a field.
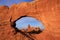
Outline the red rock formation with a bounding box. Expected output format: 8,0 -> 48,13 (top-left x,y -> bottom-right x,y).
21,24 -> 41,33
26,25 -> 41,32
0,0 -> 60,40
27,25 -> 34,32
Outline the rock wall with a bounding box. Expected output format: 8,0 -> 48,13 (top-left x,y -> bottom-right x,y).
0,0 -> 60,40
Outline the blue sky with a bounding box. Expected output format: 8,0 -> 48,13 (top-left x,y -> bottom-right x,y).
0,0 -> 44,30
16,17 -> 44,30
0,0 -> 33,6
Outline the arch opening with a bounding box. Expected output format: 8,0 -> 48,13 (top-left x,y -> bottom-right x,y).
14,16 -> 45,33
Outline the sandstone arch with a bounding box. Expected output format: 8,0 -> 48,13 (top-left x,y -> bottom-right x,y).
0,0 -> 60,40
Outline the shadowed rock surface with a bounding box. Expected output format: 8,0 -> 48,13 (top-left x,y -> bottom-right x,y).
0,0 -> 60,40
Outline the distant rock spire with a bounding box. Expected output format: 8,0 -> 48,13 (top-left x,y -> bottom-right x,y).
28,24 -> 31,29
27,24 -> 33,32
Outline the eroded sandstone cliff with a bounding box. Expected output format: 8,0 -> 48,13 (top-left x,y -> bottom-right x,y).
0,0 -> 60,40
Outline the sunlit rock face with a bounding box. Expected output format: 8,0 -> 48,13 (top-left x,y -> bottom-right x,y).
0,0 -> 60,40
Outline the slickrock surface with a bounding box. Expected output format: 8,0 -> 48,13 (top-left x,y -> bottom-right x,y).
0,0 -> 60,40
